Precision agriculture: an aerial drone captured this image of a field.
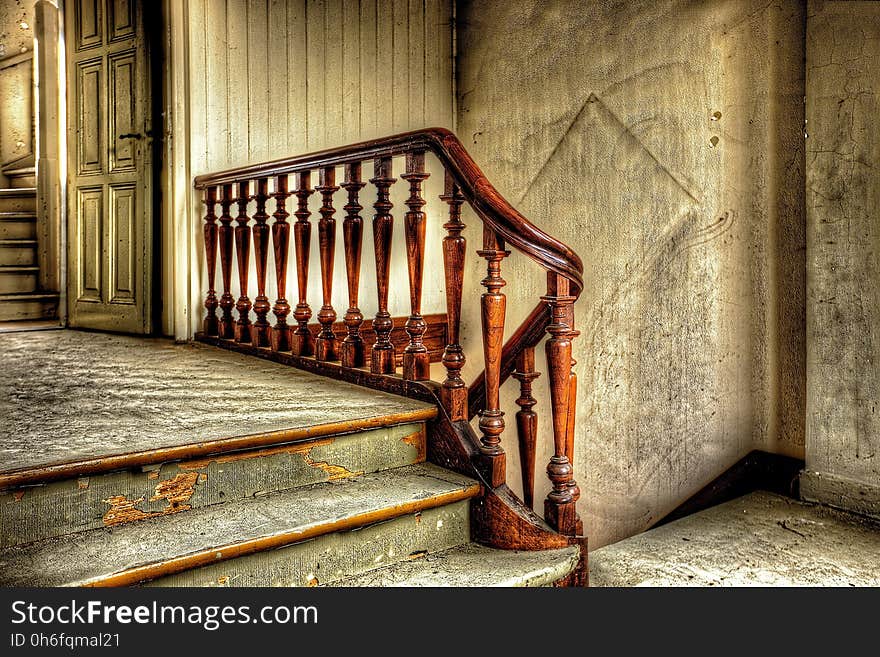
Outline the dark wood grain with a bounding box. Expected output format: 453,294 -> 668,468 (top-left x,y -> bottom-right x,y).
512,347 -> 539,509
233,180 -> 252,344
341,162 -> 366,368
401,150 -> 430,381
315,166 -> 339,362
370,156 -> 396,375
270,175 -> 292,352
251,178 -> 271,347
202,187 -> 219,336
217,184 -> 235,339
291,171 -> 314,356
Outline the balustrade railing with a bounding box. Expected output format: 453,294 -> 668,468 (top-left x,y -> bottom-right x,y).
193,128 -> 584,537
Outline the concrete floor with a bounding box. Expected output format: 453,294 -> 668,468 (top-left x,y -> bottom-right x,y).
589,491 -> 880,586
0,330 -> 433,475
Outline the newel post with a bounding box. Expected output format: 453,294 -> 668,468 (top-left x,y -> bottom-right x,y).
543,272 -> 582,536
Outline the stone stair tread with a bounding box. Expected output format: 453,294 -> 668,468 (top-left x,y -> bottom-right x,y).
0,463 -> 481,587
0,212 -> 35,219
0,188 -> 36,195
0,292 -> 58,300
0,239 -> 36,245
0,265 -> 38,272
327,543 -> 581,587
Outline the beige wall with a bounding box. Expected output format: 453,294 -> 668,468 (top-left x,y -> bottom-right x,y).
0,0 -> 36,178
802,0 -> 880,518
164,0 -> 455,338
456,0 -> 807,547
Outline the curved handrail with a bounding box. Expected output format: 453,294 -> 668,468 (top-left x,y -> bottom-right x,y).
193,127 -> 584,296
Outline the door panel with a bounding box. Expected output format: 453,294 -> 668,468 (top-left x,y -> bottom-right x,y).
66,0 -> 151,333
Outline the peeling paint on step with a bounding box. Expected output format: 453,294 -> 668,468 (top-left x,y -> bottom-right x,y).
102,473 -> 199,527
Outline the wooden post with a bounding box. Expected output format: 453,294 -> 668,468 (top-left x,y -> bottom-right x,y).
233,180 -> 252,343
341,162 -> 366,368
270,175 -> 293,352
512,347 -> 539,509
292,171 -> 314,356
370,156 -> 396,374
251,178 -> 271,347
202,186 -> 219,336
217,184 -> 235,339
401,150 -> 430,381
316,166 -> 340,362
439,171 -> 467,420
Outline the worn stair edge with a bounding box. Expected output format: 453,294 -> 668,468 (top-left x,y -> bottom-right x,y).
0,405 -> 438,490
0,188 -> 36,196
0,464 -> 482,587
327,543 -> 582,587
1,422 -> 428,548
144,501 -> 471,587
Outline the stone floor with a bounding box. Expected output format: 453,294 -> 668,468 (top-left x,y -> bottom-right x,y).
589,491 -> 880,586
0,330 -> 433,475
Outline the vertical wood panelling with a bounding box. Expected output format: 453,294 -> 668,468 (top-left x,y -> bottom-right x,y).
204,0 -> 228,169
268,0 -> 289,151
286,0 -> 308,154
407,0 -> 424,128
306,0 -> 325,150
341,1 -> 360,144
359,0 -> 377,138
247,0 -> 269,162
226,0 -> 248,161
324,0 -> 343,148
391,0 -> 408,132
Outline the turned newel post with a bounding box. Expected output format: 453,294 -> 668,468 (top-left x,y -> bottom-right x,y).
477,227 -> 510,488
270,175 -> 293,352
218,184 -> 236,339
370,156 -> 397,374
341,162 -> 366,368
234,181 -> 252,343
402,151 -> 430,381
292,172 -> 315,356
439,172 -> 467,420
251,178 -> 271,347
543,272 -> 582,536
202,186 -> 219,336
513,347 -> 540,509
316,167 -> 340,361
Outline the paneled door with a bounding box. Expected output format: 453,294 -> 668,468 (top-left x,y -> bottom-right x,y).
65,0 -> 152,333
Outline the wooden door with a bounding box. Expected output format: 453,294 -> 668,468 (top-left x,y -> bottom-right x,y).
65,0 -> 152,333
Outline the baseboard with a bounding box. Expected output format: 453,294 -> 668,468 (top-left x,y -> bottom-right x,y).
800,469 -> 880,520
655,450 -> 804,527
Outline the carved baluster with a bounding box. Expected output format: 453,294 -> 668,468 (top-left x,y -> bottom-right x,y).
292,172 -> 315,356
202,187 -> 219,336
316,167 -> 340,361
251,178 -> 271,347
341,162 -> 366,368
543,272 -> 582,536
477,227 -> 510,488
370,156 -> 397,374
512,347 -> 540,509
270,175 -> 293,352
439,172 -> 467,420
218,184 -> 235,339
233,181 -> 252,343
401,151 -> 430,381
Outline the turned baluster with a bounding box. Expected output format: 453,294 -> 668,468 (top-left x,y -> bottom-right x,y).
251,178 -> 272,347
316,167 -> 340,361
233,180 -> 252,343
401,151 -> 430,381
477,227 -> 510,488
512,347 -> 540,509
370,156 -> 397,374
543,272 -> 582,536
202,187 -> 219,336
439,172 -> 467,420
270,175 -> 293,352
292,172 -> 315,356
341,162 -> 366,368
217,184 -> 235,339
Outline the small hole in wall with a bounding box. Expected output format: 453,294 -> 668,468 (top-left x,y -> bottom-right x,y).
709,136 -> 720,148
711,111 -> 722,121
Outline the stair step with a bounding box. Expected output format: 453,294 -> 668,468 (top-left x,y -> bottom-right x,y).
0,239 -> 37,266
328,543 -> 582,587
0,421 -> 428,547
0,189 -> 36,213
0,265 -> 38,293
0,464 -> 481,587
0,292 -> 58,322
0,213 -> 36,240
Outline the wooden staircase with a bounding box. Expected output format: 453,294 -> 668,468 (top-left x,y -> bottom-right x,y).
0,187 -> 58,322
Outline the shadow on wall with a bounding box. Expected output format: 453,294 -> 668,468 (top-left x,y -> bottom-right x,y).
456,0 -> 806,548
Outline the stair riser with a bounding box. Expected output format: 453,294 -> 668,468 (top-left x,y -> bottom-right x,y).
0,244 -> 36,266
0,271 -> 37,294
0,197 -> 36,213
143,500 -> 470,587
0,422 -> 426,548
8,176 -> 36,189
0,220 -> 35,240
0,297 -> 58,322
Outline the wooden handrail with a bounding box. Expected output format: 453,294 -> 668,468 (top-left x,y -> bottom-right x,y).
194,128 -> 584,538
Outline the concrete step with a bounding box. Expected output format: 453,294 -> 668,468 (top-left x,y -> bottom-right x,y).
0,421 -> 428,547
0,189 -> 36,213
0,292 -> 59,322
0,239 -> 37,266
5,167 -> 36,189
0,265 -> 38,293
327,543 -> 581,587
0,212 -> 36,240
0,464 -> 481,587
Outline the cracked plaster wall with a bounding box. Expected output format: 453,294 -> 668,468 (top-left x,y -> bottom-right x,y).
803,0 -> 880,517
456,0 -> 807,547
0,0 -> 35,174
